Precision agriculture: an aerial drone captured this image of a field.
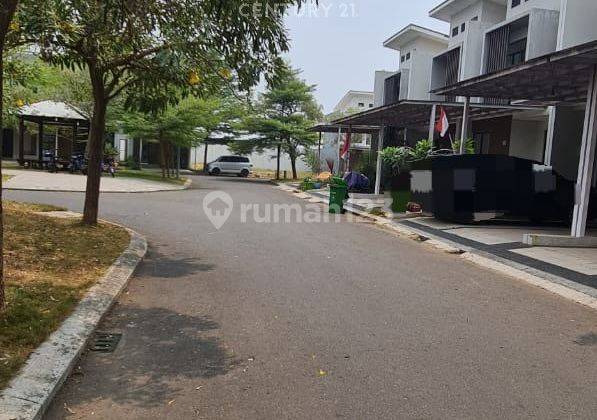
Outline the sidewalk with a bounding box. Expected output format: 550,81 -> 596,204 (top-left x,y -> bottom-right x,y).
2,169 -> 190,193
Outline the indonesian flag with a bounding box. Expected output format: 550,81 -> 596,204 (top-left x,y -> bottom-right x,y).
435,106 -> 449,137
340,132 -> 351,160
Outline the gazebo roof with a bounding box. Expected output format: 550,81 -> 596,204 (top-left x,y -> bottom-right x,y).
18,100 -> 89,123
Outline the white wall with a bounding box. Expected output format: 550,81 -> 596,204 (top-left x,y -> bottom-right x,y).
527,9 -> 560,59
190,144 -> 311,172
557,0 -> 597,50
405,37 -> 449,100
507,0 -> 560,19
373,70 -> 396,107
333,92 -> 374,112
448,2 -> 485,48
509,118 -> 548,162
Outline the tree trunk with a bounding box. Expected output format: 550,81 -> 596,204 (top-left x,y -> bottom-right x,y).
83,69 -> 108,225
288,148 -> 298,179
0,0 -> 20,311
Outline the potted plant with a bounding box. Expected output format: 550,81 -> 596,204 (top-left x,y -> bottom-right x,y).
379,146 -> 413,213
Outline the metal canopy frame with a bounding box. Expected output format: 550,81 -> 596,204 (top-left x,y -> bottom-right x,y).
308,123 -> 381,134
330,99 -> 543,128
432,40 -> 597,102
430,39 -> 597,239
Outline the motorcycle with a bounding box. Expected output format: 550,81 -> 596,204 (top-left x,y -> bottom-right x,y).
43,150 -> 58,173
103,157 -> 116,177
69,153 -> 87,174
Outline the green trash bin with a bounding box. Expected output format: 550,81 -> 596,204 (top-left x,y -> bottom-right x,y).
329,177 -> 348,214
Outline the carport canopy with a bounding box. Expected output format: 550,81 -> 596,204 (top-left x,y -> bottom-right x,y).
308,123 -> 381,134
431,39 -> 597,239
330,99 -> 543,128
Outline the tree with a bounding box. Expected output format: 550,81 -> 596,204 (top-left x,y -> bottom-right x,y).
19,0 -> 313,224
119,96 -> 226,178
0,0 -> 34,311
233,64 -> 322,179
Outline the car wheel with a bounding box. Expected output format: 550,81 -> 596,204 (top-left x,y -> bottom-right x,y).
240,169 -> 250,178
211,167 -> 221,176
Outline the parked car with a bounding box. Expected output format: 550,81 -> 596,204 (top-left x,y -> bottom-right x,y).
207,156 -> 252,177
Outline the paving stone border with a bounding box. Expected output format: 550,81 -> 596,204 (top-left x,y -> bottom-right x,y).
0,220 -> 147,420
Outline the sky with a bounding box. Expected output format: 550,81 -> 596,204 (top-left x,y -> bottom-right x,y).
284,0 -> 449,113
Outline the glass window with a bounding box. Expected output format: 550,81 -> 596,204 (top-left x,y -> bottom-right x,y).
461,22 -> 466,32
401,55 -> 405,63
512,0 -> 521,7
452,27 -> 459,37
358,102 -> 364,107
406,52 -> 411,60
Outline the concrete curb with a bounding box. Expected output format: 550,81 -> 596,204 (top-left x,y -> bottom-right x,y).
2,173 -> 192,194
0,224 -> 148,420
280,186 -> 597,312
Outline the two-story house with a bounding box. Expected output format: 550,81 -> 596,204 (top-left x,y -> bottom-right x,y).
471,0 -> 597,183
430,0 -> 550,161
373,25 -> 450,146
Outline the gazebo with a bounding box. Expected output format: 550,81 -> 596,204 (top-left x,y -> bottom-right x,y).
17,101 -> 90,168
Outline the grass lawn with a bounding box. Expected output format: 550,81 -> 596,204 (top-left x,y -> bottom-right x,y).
0,201 -> 130,389
117,168 -> 187,185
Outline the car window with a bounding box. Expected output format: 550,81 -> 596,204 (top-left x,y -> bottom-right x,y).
220,156 -> 232,162
238,157 -> 249,163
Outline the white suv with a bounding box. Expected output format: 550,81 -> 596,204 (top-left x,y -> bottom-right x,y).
207,155 -> 253,177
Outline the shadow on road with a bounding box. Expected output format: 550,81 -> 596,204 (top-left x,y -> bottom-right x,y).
137,248 -> 215,278
57,305 -> 238,412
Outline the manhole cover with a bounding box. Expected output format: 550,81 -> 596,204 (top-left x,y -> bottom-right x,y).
90,332 -> 122,353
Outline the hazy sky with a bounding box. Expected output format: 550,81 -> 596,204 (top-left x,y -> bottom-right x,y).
284,0 -> 449,113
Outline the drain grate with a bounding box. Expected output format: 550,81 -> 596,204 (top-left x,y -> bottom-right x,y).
89,332 -> 122,353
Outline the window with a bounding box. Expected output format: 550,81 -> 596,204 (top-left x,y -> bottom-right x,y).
358,102 -> 364,107
512,0 -> 521,7
406,52 -> 411,60
401,55 -> 405,63
461,22 -> 466,32
452,27 -> 459,37
471,16 -> 479,22
507,38 -> 527,66
369,103 -> 373,108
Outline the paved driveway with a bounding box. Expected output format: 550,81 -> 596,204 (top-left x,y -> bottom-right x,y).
5,176 -> 597,419
3,169 -> 186,192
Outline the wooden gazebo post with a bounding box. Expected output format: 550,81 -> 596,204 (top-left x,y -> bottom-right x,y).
37,120 -> 44,168
18,116 -> 24,165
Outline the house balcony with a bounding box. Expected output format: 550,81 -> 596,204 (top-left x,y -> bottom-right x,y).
383,71 -> 409,105
482,8 -> 560,75
430,46 -> 461,102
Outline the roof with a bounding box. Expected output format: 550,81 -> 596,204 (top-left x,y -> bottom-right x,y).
432,39 -> 597,103
333,90 -> 375,113
308,123 -> 381,134
18,100 -> 88,122
331,100 -> 544,127
429,0 -> 507,22
383,24 -> 449,51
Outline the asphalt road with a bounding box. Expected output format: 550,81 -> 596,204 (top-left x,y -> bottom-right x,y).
6,176 -> 597,419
